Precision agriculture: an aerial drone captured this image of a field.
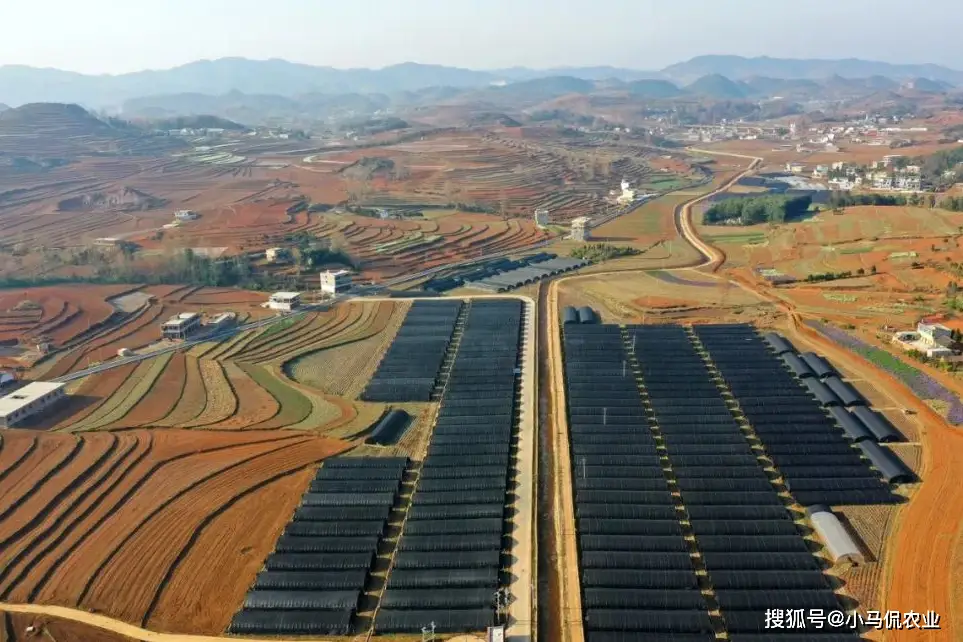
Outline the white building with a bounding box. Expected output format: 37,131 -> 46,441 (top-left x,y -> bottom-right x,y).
265,247 -> 288,263
617,179 -> 636,204
786,162 -> 805,174
0,382 -> 66,427
918,322 -> 951,343
320,270 -> 352,295
812,165 -> 829,178
267,292 -> 302,312
894,173 -> 921,191
570,217 -> 592,242
534,208 -> 549,228
162,312 -> 202,341
891,322 -> 956,358
174,210 -> 199,221
206,312 -> 237,333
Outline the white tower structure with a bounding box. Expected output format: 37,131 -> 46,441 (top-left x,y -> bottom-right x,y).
570,216 -> 591,242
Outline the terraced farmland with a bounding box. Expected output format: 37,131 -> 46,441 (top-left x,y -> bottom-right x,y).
0,429 -> 348,634
29,300 -> 408,435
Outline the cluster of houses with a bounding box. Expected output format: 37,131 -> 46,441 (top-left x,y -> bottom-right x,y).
786,156 -> 922,192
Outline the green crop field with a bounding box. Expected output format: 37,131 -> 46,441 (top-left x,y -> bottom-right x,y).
708,232 -> 767,245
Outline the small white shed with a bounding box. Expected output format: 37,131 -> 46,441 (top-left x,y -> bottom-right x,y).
810,508 -> 865,565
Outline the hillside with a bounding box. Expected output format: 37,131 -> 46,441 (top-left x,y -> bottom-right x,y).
686,74 -> 747,99
139,114 -> 249,131
662,55 -> 963,85
0,103 -> 181,160
625,79 -> 683,98
122,91 -> 392,125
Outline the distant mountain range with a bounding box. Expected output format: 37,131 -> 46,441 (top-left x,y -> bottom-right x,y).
112,71 -> 955,127
2,55 -> 962,108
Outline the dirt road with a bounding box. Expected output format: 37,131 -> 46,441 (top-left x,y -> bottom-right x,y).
0,602 -> 315,642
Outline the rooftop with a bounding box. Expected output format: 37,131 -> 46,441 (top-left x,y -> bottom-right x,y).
0,382 -> 65,416
270,292 -> 302,301
324,269 -> 351,277
163,312 -> 200,326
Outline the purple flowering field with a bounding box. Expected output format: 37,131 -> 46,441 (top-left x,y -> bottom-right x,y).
807,320 -> 963,424
649,270 -> 716,288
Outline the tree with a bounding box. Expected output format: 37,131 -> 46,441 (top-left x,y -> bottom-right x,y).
871,265 -> 878,274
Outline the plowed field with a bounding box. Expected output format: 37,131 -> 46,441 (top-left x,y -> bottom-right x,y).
0,429 -> 348,633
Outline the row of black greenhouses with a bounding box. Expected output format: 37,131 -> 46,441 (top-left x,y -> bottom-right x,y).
564,324 -> 714,640
563,306 -> 599,325
361,300 -> 463,402
470,257 -> 589,292
563,322 -> 868,640
708,327 -> 913,504
764,332 -> 904,442
374,299 -> 525,635
229,457 -> 408,637
424,252 -> 578,293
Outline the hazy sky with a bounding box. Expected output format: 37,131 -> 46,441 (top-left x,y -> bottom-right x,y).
1,0 -> 959,74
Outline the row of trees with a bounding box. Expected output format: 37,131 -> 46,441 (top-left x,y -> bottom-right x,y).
804,267 -> 875,283
570,243 -> 639,262
704,194 -> 812,225
0,250 -> 272,290
826,192 -> 924,209
912,146 -> 963,189
939,196 -> 963,212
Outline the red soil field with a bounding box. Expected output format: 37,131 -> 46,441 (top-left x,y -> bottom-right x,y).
104,353 -> 187,429
178,287 -> 267,306
0,285 -> 131,347
144,467 -> 315,633
151,355 -> 206,427
32,363 -> 139,431
0,429 -> 348,633
205,363 -> 280,430
41,304 -> 166,380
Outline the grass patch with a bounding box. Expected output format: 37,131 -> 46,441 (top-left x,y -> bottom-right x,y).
240,362 -> 312,427
257,317 -> 298,339
823,293 -> 858,303
709,232 -> 767,244
839,246 -> 873,255
641,178 -> 688,191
